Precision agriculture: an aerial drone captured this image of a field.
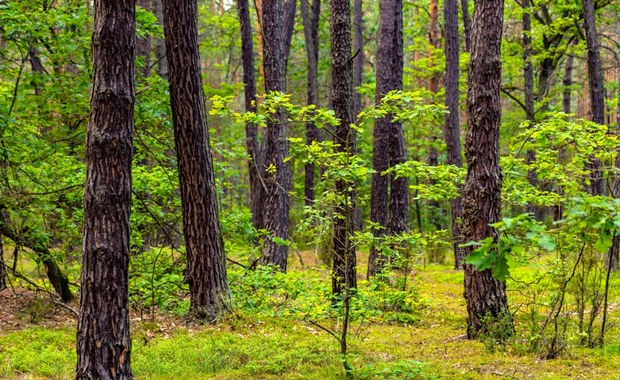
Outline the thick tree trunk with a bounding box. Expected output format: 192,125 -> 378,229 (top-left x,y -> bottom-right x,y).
462,0 -> 513,339
163,0 -> 231,321
460,0 -> 471,52
368,0 -> 405,277
582,0 -> 604,195
331,0 -> 357,294
237,0 -> 264,230
260,0 -> 291,271
153,0 -> 168,79
76,0 -> 135,377
443,0 -> 465,269
301,0 -> 321,206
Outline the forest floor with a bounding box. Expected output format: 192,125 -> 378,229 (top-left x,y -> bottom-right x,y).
0,250 -> 619,379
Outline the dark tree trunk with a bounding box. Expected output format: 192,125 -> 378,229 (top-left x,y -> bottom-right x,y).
237,0 -> 264,230
76,0 -> 135,377
136,0 -> 151,77
368,0 -> 405,277
460,0 -> 471,52
153,0 -> 168,79
283,0 -> 297,70
28,46 -> 45,96
353,0 -> 364,117
301,0 -> 321,206
0,236 -> 5,291
462,0 -> 513,339
523,0 -> 538,216
563,53 -> 574,115
260,0 -> 291,271
582,0 -> 604,195
443,0 -> 465,269
610,92 -> 620,271
331,0 -> 357,294
163,0 -> 231,321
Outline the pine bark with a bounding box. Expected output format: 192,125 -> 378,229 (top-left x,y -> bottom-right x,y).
163,0 -> 231,320
331,0 -> 357,294
237,0 -> 263,230
443,0 -> 465,269
301,0 -> 322,206
260,0 -> 291,271
582,0 -> 604,195
353,0 -> 364,117
368,0 -> 405,277
462,0 -> 513,338
76,0 -> 135,377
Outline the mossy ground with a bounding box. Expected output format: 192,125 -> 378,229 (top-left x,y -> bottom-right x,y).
0,252 -> 618,379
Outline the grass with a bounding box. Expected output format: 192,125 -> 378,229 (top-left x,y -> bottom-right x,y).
0,258 -> 619,379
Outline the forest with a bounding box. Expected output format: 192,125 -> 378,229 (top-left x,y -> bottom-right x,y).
0,0 -> 619,378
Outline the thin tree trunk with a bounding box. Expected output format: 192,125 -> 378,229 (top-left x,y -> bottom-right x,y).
260,0 -> 291,271
582,0 -> 604,195
301,0 -> 322,206
153,0 -> 168,79
76,0 -> 135,377
163,0 -> 231,320
462,0 -> 513,339
136,0 -> 151,77
283,0 -> 297,70
237,0 -> 264,230
443,0 -> 465,269
523,0 -> 539,216
353,0 -> 364,117
460,0 -> 471,52
609,88 -> 620,271
331,0 -> 357,294
563,53 -> 574,115
0,236 -> 5,291
368,0 -> 405,277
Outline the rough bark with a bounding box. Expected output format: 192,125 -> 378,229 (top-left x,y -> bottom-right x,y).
460,0 -> 471,52
331,0 -> 357,294
237,0 -> 263,230
260,0 -> 291,271
443,0 -> 465,269
163,0 -> 231,321
76,0 -> 135,377
283,0 -> 297,70
462,0 -> 513,339
136,0 -> 151,77
153,0 -> 168,79
582,0 -> 604,195
301,0 -> 322,206
368,0 -> 405,277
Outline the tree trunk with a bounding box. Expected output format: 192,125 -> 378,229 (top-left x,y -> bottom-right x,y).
260,0 -> 291,271
523,0 -> 539,217
0,236 -> 5,291
163,0 -> 231,321
582,0 -> 604,195
153,0 -> 168,79
563,53 -> 574,115
331,0 -> 357,294
353,0 -> 364,117
462,0 -> 513,339
443,0 -> 465,269
368,0 -> 405,277
237,0 -> 264,230
136,0 -> 151,77
460,0 -> 471,52
301,0 -> 321,206
76,0 -> 135,377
